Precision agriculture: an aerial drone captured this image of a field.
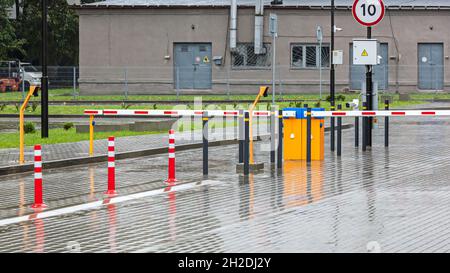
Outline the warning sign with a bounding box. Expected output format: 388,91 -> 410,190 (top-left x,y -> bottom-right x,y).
203,56 -> 210,63
353,39 -> 378,65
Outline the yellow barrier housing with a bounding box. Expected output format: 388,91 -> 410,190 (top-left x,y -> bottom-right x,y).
283,108 -> 325,161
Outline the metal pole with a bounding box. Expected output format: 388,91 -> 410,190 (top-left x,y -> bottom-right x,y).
277,109 -> 283,169
203,111 -> 209,176
366,26 -> 373,147
362,102 -> 367,151
41,0 -> 49,139
355,117 -> 359,147
124,67 -> 128,100
337,104 -> 342,156
319,39 -> 323,99
385,99 -> 389,147
306,108 -> 312,163
21,68 -> 25,100
330,0 -> 336,152
176,66 -> 180,100
272,31 -> 276,105
234,115 -> 238,140
238,110 -> 244,163
270,105 -> 276,164
226,65 -> 231,100
244,111 -> 250,175
223,115 -> 226,140
191,115 -> 195,141
73,66 -> 76,99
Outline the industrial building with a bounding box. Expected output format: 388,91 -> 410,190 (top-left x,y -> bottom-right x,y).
75,0 -> 450,95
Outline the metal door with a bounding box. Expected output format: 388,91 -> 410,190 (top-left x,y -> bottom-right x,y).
418,43 -> 444,90
350,43 -> 388,90
174,43 -> 212,90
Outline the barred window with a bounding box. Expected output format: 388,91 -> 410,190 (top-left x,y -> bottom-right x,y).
232,43 -> 272,69
291,44 -> 330,69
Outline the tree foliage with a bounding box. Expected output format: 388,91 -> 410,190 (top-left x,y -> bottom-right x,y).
15,0 -> 79,66
0,0 -> 25,60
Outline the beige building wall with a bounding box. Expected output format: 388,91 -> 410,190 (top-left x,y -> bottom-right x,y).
77,7 -> 450,95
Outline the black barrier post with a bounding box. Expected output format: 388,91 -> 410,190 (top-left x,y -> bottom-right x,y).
203,111 -> 209,176
362,102 -> 367,152
277,109 -> 283,169
355,117 -> 359,147
385,99 -> 389,147
238,110 -> 244,164
244,111 -> 250,175
306,108 -> 312,163
270,106 -> 276,164
337,104 -> 342,157
191,115 -> 195,141
223,115 -> 226,140
234,115 -> 238,140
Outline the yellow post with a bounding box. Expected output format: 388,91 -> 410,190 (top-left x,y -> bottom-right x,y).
19,86 -> 37,164
89,115 -> 94,156
249,86 -> 269,164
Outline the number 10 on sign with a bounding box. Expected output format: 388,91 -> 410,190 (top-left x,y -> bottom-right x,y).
352,0 -> 385,27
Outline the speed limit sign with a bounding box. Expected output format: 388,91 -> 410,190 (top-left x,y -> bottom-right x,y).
352,0 -> 385,27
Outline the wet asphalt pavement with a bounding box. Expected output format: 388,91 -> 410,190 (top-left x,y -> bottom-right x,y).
0,116 -> 449,253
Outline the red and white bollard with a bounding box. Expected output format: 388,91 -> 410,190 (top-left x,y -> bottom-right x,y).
105,136 -> 117,196
31,145 -> 47,209
165,129 -> 177,183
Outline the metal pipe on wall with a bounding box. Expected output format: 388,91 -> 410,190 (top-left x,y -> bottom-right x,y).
230,0 -> 237,51
254,0 -> 265,55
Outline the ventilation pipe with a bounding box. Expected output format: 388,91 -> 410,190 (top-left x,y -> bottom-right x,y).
254,0 -> 266,54
230,0 -> 237,51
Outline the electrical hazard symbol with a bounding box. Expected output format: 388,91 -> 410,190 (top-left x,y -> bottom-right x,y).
361,49 -> 368,57
203,56 -> 210,63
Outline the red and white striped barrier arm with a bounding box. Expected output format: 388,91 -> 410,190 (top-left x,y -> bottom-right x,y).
84,109 -> 271,117
31,145 -> 47,209
105,137 -> 117,196
310,110 -> 450,117
84,110 -> 103,115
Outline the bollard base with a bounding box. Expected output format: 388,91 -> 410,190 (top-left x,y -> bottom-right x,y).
30,203 -> 47,210
164,178 -> 178,183
104,190 -> 118,197
236,163 -> 265,174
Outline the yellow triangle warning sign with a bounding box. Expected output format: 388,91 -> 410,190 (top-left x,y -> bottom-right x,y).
203,56 -> 210,63
361,49 -> 368,57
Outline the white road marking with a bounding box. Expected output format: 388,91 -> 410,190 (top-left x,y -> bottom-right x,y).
0,180 -> 222,227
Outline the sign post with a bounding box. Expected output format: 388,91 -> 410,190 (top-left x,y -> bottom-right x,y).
352,0 -> 385,148
316,26 -> 323,99
269,13 -> 278,105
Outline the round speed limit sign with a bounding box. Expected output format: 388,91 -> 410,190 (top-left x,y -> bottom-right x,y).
352,0 -> 385,27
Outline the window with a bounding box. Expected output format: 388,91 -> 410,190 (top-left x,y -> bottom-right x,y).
232,43 -> 272,69
291,44 -> 330,69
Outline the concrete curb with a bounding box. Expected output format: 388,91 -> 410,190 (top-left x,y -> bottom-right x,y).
0,138 -> 240,177
0,123 -> 353,176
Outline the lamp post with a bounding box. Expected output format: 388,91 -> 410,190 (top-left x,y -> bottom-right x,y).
41,0 -> 49,138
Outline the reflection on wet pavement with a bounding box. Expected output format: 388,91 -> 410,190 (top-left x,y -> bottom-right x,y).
0,117 -> 449,252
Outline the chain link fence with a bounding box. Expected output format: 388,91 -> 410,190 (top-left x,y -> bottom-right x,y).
1,64 -> 449,100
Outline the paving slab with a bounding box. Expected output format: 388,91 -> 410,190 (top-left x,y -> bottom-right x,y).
0,116 -> 448,252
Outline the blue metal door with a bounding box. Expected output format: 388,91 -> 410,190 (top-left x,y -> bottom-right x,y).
350,43 -> 388,90
174,43 -> 212,90
418,43 -> 444,90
